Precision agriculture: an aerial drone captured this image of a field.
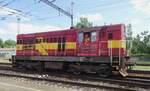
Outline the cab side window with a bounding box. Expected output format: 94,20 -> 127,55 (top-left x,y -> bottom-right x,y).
91,32 -> 96,42
78,32 -> 97,43
78,32 -> 83,43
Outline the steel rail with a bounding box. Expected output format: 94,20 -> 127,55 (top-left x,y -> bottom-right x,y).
0,72 -> 135,91
0,64 -> 149,89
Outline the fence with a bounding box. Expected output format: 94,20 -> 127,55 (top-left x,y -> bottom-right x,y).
0,48 -> 16,58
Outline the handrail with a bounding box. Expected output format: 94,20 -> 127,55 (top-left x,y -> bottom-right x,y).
99,40 -> 127,66
119,41 -> 121,66
110,41 -> 112,66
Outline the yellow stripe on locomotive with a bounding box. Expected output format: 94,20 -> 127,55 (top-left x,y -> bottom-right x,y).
17,40 -> 125,51
108,40 -> 126,48
65,42 -> 76,49
16,45 -> 23,50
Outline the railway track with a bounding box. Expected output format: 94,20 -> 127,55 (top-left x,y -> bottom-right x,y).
0,69 -> 149,90
128,70 -> 150,78
128,70 -> 150,74
0,72 -> 137,91
86,76 -> 150,87
0,63 -> 12,66
0,63 -> 149,90
0,63 -> 12,70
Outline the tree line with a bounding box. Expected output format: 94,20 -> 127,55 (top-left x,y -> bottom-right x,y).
132,31 -> 150,55
126,24 -> 150,55
0,38 -> 16,48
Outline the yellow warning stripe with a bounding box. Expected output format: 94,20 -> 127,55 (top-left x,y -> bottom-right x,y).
65,42 -> 76,49
108,40 -> 126,48
16,42 -> 76,51
16,45 -> 23,51
17,40 -> 125,51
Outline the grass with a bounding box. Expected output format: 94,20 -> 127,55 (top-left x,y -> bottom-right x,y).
132,54 -> 150,57
130,59 -> 150,71
132,66 -> 150,71
136,61 -> 150,64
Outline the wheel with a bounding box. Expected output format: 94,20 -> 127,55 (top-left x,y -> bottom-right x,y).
97,69 -> 111,77
73,71 -> 81,75
69,69 -> 81,75
97,64 -> 112,77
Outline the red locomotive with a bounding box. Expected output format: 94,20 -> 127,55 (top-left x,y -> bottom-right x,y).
12,24 -> 131,77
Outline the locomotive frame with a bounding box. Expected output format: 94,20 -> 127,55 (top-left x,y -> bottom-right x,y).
11,24 -> 132,77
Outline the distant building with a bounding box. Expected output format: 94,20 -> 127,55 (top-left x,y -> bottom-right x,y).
0,48 -> 16,58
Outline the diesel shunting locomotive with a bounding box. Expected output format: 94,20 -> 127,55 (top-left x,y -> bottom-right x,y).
12,24 -> 132,77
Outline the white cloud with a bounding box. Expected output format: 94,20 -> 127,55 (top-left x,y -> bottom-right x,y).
0,22 -> 65,40
130,18 -> 141,25
128,18 -> 150,36
131,0 -> 150,14
129,18 -> 141,36
80,13 -> 103,22
130,0 -> 150,35
0,28 -> 9,35
8,23 -> 64,34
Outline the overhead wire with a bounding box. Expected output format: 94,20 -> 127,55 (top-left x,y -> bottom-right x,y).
0,0 -> 15,8
18,0 -> 65,21
30,0 -> 134,26
76,0 -> 150,21
0,0 -> 16,20
0,0 -> 29,20
1,0 -> 150,23
78,0 -> 125,8
78,1 -> 130,13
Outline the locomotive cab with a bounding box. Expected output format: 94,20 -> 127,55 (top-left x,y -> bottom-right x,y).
77,25 -> 129,77
77,30 -> 98,56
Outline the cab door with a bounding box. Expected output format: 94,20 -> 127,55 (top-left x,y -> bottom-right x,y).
77,31 -> 98,56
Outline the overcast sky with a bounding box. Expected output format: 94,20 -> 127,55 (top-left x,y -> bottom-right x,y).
0,0 -> 150,40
